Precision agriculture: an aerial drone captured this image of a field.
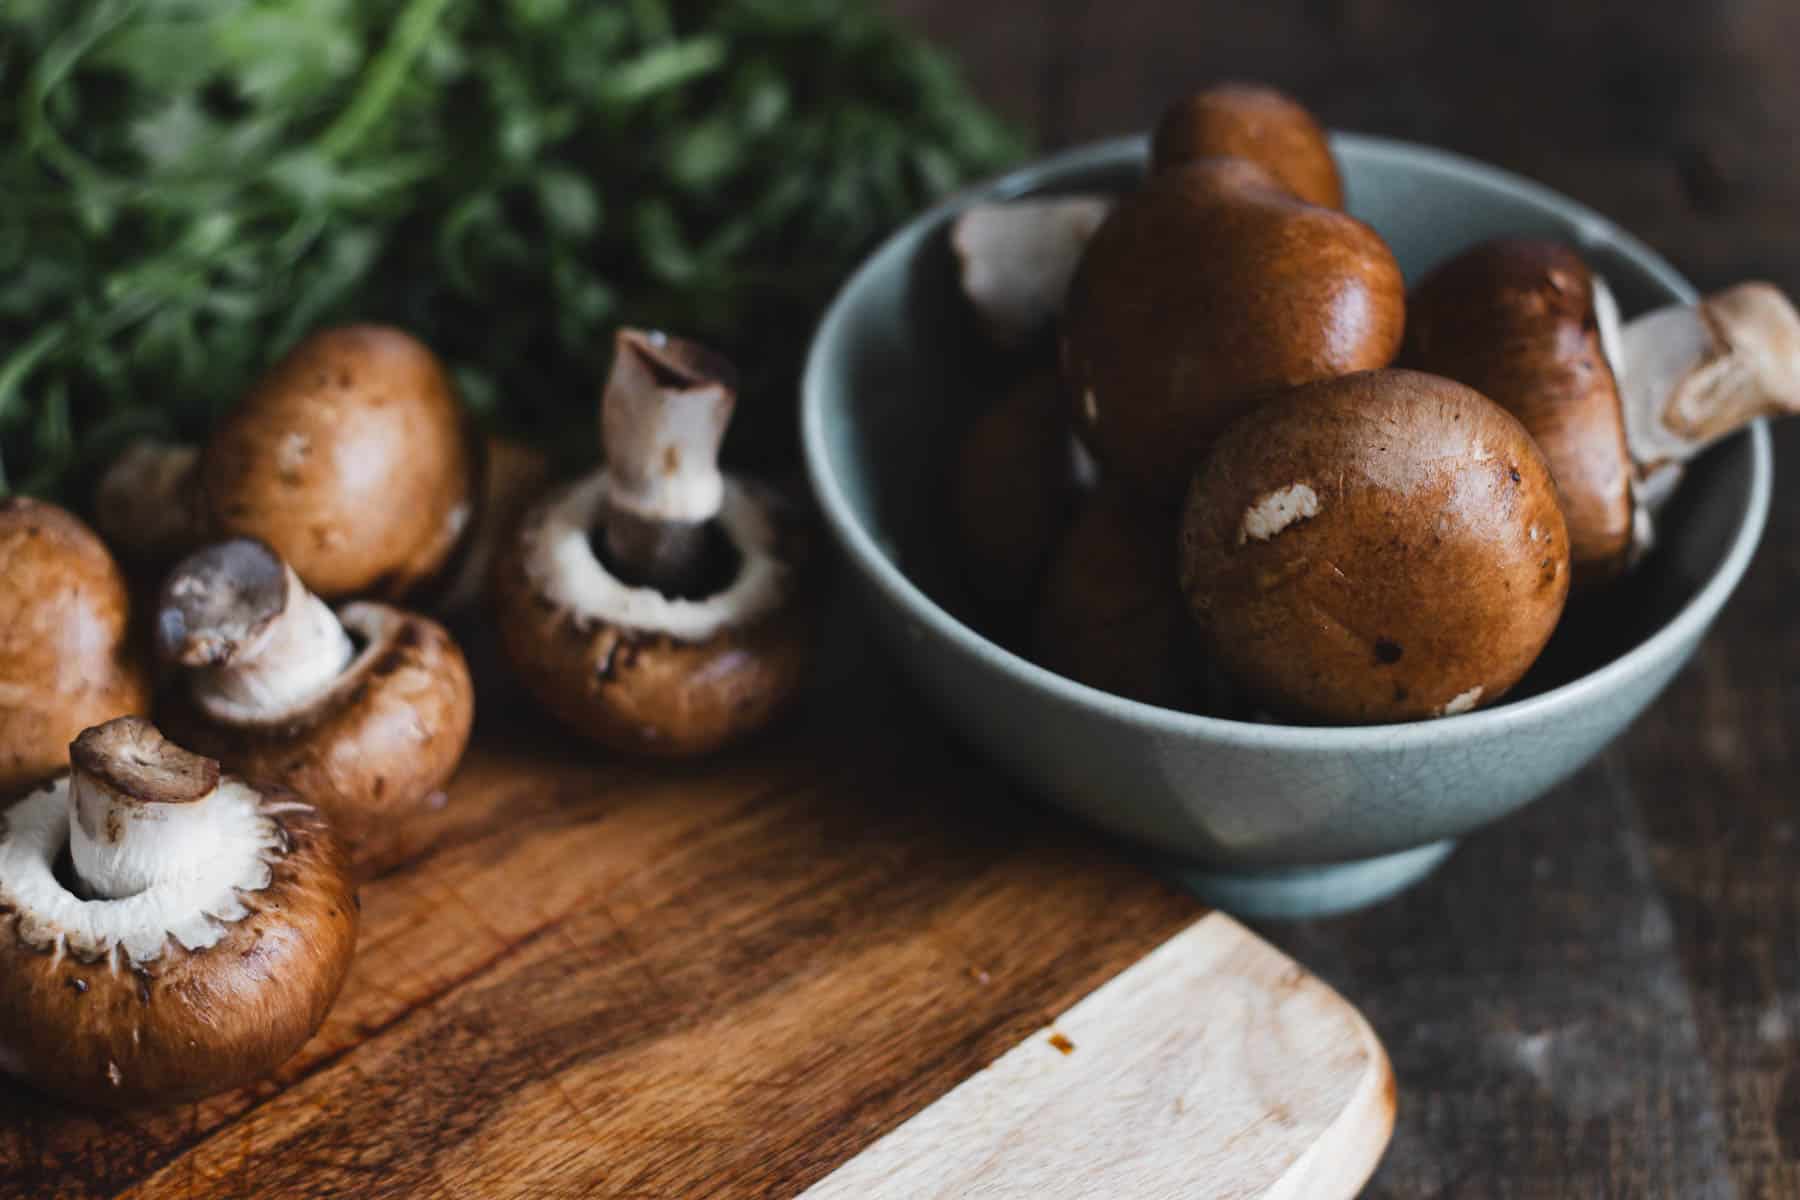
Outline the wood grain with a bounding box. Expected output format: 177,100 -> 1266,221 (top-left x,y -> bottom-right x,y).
804,911 -> 1394,1200
1,677 -> 1222,1199
887,0 -> 1800,1194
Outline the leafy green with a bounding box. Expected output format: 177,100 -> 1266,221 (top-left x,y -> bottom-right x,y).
0,0 -> 1023,496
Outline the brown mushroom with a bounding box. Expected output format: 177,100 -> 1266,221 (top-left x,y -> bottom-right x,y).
153,537 -> 474,876
1403,239 -> 1634,586
91,440 -> 204,569
96,325 -> 478,601
492,329 -> 815,757
1179,369 -> 1570,724
1406,241 -> 1800,579
1033,486 -> 1212,710
952,367 -> 1091,619
1062,157 -> 1406,507
1150,82 -> 1344,209
0,716 -> 356,1108
437,434 -> 554,616
0,499 -> 152,795
952,196 -> 1114,351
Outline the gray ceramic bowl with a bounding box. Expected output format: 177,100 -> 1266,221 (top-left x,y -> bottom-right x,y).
801,134 -> 1773,917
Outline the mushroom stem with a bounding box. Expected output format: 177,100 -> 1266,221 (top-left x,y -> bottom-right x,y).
1615,282 -> 1800,495
158,539 -> 355,722
952,196 -> 1113,350
93,440 -> 203,564
66,718 -> 226,900
598,329 -> 738,595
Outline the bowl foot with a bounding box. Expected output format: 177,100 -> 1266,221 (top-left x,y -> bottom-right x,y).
1163,840 -> 1457,920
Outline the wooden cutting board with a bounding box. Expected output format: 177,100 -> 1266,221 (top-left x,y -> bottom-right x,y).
0,665 -> 1393,1199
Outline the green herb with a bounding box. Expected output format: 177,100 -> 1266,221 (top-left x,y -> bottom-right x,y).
0,0 -> 1024,497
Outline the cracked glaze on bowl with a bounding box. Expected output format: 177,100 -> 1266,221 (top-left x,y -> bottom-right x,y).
802,134 -> 1772,872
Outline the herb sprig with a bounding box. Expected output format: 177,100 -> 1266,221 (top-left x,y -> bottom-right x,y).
0,0 -> 1023,496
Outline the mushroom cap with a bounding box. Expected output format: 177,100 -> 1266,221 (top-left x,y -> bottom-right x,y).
493,472 -> 814,757
952,367 -> 1085,618
201,324 -> 477,601
159,604 -> 474,878
0,499 -> 152,795
1403,238 -> 1633,587
438,435 -> 554,615
1062,158 -> 1405,507
92,441 -> 205,568
1179,369 -> 1570,724
1033,485 -> 1207,710
1150,82 -> 1344,209
0,771 -> 355,1109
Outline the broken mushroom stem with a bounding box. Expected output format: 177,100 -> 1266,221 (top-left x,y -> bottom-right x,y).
598,328 -> 740,596
951,196 -> 1114,351
66,718 -> 227,901
1612,281 -> 1800,494
157,538 -> 354,723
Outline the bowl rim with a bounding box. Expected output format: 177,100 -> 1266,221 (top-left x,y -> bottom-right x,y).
801,131 -> 1774,750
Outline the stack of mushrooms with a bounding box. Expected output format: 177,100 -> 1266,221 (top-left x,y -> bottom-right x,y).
952,81 -> 1800,723
3,313 -> 815,1111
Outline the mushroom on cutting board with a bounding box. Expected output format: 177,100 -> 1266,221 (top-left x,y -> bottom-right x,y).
1033,486 -> 1210,710
95,324 -> 478,601
437,434 -> 554,616
0,499 -> 151,795
1179,369 -> 1570,725
492,329 -> 815,757
1150,82 -> 1344,208
0,717 -> 356,1109
952,367 -> 1091,620
1063,157 -> 1406,507
1405,239 -> 1800,581
154,537 -> 474,876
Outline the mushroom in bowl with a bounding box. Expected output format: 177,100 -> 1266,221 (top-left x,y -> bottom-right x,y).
1405,237 -> 1800,585
0,717 -> 356,1108
802,132 -> 1776,916
493,329 -> 816,757
153,537 -> 474,876
1178,369 -> 1572,724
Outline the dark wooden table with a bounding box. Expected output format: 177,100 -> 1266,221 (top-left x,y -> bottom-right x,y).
891,1 -> 1800,1195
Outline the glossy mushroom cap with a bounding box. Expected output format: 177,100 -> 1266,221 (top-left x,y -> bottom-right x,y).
202,325 -> 477,600
1033,486 -> 1207,710
1179,370 -> 1570,725
0,499 -> 151,795
155,539 -> 474,878
1404,239 -> 1634,587
1062,158 -> 1405,507
0,717 -> 355,1109
1150,82 -> 1344,209
952,368 -> 1087,619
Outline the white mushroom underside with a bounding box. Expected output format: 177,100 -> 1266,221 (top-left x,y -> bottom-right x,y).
526,471 -> 789,643
0,780 -> 287,965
